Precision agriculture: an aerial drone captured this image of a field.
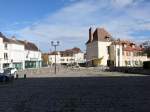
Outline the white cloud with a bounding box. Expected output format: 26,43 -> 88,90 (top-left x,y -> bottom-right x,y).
112,0 -> 134,7
8,0 -> 150,51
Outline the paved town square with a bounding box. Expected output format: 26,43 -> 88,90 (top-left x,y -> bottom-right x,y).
0,0 -> 150,112
0,71 -> 150,112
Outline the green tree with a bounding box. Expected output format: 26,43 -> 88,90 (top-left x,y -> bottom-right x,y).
42,54 -> 49,66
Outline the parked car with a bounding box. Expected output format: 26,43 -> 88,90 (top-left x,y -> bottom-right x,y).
0,72 -> 14,82
0,69 -> 4,73
0,73 -> 8,82
4,67 -> 17,78
67,63 -> 80,68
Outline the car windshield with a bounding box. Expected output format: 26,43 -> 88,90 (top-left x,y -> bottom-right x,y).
6,68 -> 13,70
4,69 -> 11,74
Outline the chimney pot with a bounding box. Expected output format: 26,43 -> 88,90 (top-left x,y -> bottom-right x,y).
89,27 -> 93,42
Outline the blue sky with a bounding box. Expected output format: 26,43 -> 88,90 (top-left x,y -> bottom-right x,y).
0,0 -> 150,52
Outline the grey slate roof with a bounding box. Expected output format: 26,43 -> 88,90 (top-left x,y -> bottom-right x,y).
0,32 -> 39,51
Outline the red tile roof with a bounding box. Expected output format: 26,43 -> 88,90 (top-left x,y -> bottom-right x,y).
123,44 -> 144,52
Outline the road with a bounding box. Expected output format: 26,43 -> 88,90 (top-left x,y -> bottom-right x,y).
0,75 -> 150,112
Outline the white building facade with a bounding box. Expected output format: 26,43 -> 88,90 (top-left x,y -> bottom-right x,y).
0,32 -> 42,69
49,52 -> 61,64
48,48 -> 85,65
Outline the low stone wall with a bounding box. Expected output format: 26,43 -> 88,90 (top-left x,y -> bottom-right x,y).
16,66 -> 149,77
16,66 -> 109,77
107,67 -> 150,75
17,66 -> 67,76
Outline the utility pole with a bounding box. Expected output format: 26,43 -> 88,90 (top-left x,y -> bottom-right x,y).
51,41 -> 60,74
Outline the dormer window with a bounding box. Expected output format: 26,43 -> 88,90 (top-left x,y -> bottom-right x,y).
4,53 -> 8,60
105,36 -> 110,41
132,45 -> 135,48
123,44 -> 127,48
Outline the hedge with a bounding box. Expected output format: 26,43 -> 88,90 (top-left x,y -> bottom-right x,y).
107,60 -> 114,67
143,61 -> 150,69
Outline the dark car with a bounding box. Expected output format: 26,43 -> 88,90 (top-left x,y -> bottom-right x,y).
0,73 -> 9,82
0,70 -> 14,82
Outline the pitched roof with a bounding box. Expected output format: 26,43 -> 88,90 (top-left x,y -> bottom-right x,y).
86,28 -> 113,44
0,32 -> 39,51
122,41 -> 144,52
65,47 -> 82,53
48,51 -> 60,55
18,40 -> 39,51
93,28 -> 113,42
123,46 -> 144,51
112,40 -> 135,45
48,47 -> 82,56
0,32 -> 10,42
111,39 -> 144,52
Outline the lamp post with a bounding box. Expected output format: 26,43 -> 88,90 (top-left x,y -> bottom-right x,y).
51,41 -> 60,74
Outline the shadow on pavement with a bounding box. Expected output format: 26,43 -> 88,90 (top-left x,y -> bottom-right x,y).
0,76 -> 150,112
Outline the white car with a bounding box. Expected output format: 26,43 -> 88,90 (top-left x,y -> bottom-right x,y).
0,69 -> 4,73
4,67 -> 17,78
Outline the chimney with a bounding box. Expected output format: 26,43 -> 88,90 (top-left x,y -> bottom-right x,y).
89,27 -> 93,42
12,36 -> 16,40
140,44 -> 143,48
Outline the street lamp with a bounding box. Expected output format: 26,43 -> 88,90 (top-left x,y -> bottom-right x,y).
51,41 -> 60,74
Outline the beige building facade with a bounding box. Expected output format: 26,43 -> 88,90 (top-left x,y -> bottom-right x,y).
86,27 -> 148,67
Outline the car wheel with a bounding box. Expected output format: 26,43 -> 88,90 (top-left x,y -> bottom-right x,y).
2,76 -> 6,82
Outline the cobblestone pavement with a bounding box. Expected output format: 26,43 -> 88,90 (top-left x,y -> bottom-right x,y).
0,75 -> 150,112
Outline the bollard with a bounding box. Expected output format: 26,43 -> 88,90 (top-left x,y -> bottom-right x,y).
24,74 -> 26,79
16,74 -> 19,79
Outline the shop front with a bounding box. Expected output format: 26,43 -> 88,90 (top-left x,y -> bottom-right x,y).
25,59 -> 41,69
13,62 -> 23,70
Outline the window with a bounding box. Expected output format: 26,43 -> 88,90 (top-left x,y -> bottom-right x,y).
128,52 -> 131,56
70,59 -> 74,61
107,46 -> 110,54
128,61 -> 131,65
135,61 -> 138,65
126,52 -> 128,56
125,60 -> 131,66
133,52 -> 137,56
4,53 -> 8,60
126,51 -> 131,56
105,36 -> 110,41
4,43 -> 8,50
117,48 -> 120,56
123,44 -> 127,48
122,50 -> 124,55
139,61 -> 143,66
61,59 -> 64,61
